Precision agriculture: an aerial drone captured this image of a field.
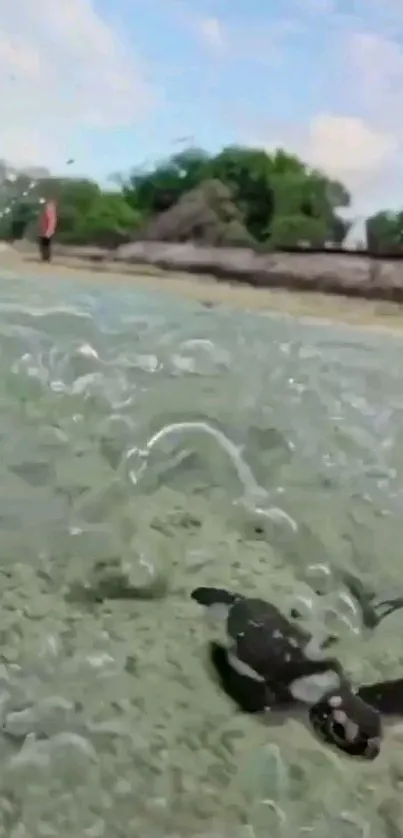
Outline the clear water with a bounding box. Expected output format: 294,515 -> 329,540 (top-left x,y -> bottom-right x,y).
0,272 -> 402,837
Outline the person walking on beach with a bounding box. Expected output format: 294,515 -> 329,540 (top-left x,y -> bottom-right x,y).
38,199 -> 57,262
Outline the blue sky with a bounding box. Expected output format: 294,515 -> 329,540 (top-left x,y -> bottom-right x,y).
74,0 -> 347,175
1,0 -> 403,216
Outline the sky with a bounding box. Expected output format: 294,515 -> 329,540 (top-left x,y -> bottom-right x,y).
0,0 -> 403,218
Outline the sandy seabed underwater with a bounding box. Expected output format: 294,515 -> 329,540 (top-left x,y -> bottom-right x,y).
0,271 -> 402,836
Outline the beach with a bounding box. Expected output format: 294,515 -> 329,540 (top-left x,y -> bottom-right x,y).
3,245 -> 403,332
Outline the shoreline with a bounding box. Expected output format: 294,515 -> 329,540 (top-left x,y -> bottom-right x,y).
3,250 -> 403,333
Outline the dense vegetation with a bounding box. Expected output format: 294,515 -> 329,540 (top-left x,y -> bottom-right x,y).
0,144 -> 399,252
366,211 -> 403,254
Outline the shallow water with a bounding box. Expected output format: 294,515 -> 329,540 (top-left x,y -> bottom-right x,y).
0,272 -> 403,836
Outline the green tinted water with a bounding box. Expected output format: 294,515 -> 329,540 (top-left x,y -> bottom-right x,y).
0,272 -> 402,837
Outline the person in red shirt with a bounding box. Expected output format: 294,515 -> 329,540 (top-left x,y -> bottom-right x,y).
38,199 -> 57,262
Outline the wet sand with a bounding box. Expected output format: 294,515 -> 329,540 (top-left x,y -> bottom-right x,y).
3,250 -> 403,333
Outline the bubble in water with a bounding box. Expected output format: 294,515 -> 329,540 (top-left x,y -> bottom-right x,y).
305,564 -> 334,596
8,352 -> 48,400
170,353 -> 197,374
251,504 -> 298,533
170,338 -> 230,376
287,592 -> 315,622
321,591 -> 361,640
133,353 -> 160,373
144,421 -> 267,502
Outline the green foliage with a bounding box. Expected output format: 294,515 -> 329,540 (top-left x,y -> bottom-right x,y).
120,144 -> 351,247
122,148 -> 211,218
42,178 -> 140,246
0,144 -> 356,248
141,178 -> 255,246
270,214 -> 330,247
366,211 -> 403,254
207,146 -> 275,241
9,203 -> 37,240
0,172 -> 42,240
0,203 -> 35,241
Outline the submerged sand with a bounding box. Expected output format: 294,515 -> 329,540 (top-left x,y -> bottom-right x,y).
0,251 -> 401,835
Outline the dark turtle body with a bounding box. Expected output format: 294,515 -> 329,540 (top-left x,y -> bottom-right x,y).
191,585 -> 383,760
192,586 -> 341,707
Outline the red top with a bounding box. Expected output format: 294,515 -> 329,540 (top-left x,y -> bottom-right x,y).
39,201 -> 57,237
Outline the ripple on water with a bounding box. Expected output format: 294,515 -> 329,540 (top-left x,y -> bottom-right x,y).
0,273 -> 401,835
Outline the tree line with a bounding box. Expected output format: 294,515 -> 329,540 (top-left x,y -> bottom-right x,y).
0,145 -> 399,253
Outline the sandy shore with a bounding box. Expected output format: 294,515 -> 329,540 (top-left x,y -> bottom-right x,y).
2,250 -> 403,333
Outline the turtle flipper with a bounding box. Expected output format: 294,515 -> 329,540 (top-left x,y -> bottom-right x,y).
191,587 -> 241,608
191,586 -> 242,621
341,572 -> 403,629
208,641 -> 267,714
356,678 -> 403,716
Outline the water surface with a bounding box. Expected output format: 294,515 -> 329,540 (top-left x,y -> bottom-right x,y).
0,272 -> 402,837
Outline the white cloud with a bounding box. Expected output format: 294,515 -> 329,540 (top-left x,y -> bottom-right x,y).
197,17 -> 225,52
332,28 -> 403,209
0,0 -> 157,168
248,112 -> 401,216
306,114 -> 403,215
307,115 -> 398,179
241,3 -> 403,213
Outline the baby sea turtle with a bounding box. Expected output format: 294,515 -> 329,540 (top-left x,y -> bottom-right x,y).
191,586 -> 382,760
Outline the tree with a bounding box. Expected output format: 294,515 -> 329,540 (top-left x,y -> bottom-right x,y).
194,146 -> 348,244
366,211 -> 403,254
81,191 -> 141,247
270,168 -> 350,244
0,143 -> 355,250
208,146 -> 274,241
122,148 -> 211,218
0,168 -> 44,240
140,179 -> 254,245
37,177 -> 140,246
8,202 -> 37,240
120,144 -> 351,247
270,214 -> 330,247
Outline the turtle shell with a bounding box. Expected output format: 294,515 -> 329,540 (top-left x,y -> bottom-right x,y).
228,597 -> 329,687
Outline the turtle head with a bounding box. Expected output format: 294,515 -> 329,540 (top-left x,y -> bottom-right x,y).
309,687 -> 382,760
